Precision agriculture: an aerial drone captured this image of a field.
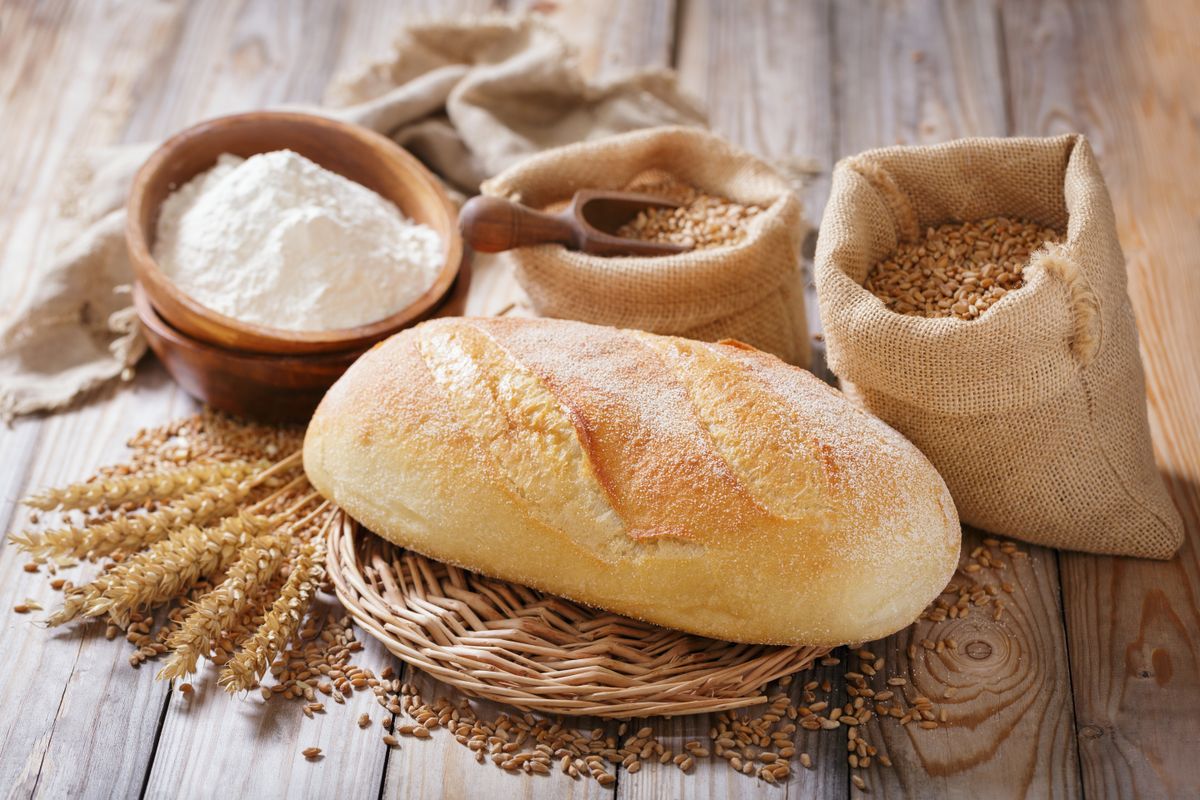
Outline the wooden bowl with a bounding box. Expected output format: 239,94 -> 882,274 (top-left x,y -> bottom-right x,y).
126,111 -> 462,356
132,259 -> 470,422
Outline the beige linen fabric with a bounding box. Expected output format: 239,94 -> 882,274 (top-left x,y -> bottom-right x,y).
482,127 -> 811,366
815,134 -> 1182,559
0,16 -> 704,420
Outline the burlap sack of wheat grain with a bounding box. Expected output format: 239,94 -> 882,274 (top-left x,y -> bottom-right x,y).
814,134 -> 1183,559
481,126 -> 811,366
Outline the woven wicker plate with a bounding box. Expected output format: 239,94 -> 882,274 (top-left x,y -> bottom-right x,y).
327,513 -> 829,718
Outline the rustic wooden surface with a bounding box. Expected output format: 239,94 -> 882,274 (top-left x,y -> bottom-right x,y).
1,1 -> 1197,799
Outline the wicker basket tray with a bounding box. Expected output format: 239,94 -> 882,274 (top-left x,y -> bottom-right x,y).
326,512 -> 829,718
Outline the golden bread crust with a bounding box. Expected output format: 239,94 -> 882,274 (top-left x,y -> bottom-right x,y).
304,317 -> 960,645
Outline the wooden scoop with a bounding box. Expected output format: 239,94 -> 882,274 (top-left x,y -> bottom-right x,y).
458,189 -> 690,257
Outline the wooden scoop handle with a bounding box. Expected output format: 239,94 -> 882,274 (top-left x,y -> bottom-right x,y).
458,195 -> 578,253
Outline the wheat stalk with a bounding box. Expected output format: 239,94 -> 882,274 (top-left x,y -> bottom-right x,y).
246,451 -> 303,487
210,571 -> 288,667
157,530 -> 290,680
11,477 -> 252,561
18,421 -> 332,693
80,514 -> 268,627
219,536 -> 326,692
159,501 -> 328,681
22,459 -> 260,512
245,473 -> 312,517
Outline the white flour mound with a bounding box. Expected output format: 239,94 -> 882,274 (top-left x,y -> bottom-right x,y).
154,149 -> 443,332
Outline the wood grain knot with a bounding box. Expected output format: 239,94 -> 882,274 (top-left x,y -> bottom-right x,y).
964,639 -> 993,660
1079,725 -> 1105,740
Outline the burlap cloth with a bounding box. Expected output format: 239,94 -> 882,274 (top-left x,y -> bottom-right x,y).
0,16 -> 705,420
482,127 -> 810,365
815,134 -> 1183,559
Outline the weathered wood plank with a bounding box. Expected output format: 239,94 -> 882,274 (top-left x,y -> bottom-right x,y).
833,0 -> 1009,153
858,534 -> 1080,798
0,2 -> 194,797
675,0 -> 834,377
0,0 -> 179,313
615,660 -> 850,800
0,366 -> 193,800
383,669 -> 615,800
831,2 -> 1080,797
143,598 -> 397,800
513,0 -> 677,79
1003,1 -> 1200,796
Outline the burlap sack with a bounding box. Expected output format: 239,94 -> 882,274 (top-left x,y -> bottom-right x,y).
481,127 -> 811,366
815,134 -> 1183,559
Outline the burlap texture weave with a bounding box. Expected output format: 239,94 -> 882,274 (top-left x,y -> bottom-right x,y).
815,134 -> 1182,559
481,127 -> 810,366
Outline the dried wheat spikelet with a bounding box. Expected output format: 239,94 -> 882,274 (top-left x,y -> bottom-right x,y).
82,513 -> 269,627
208,572 -> 290,668
11,477 -> 253,561
22,459 -> 260,512
220,540 -> 326,692
157,530 -> 290,680
47,580 -> 111,627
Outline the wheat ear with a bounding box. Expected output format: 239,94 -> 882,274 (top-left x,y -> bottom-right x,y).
157,530 -> 290,680
218,536 -> 327,692
22,459 -> 260,512
81,514 -> 268,627
11,477 -> 251,560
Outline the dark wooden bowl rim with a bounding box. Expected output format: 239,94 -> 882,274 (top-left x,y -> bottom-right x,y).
132,282 -> 367,367
126,110 -> 462,356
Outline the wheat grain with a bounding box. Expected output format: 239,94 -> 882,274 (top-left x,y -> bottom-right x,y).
127,410 -> 304,469
615,182 -> 763,250
219,541 -> 324,692
865,217 -> 1061,320
157,529 -> 289,680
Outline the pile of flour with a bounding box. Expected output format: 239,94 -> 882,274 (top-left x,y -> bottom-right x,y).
153,150 -> 443,332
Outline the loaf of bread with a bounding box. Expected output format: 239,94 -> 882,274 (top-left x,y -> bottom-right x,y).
304,318 -> 960,646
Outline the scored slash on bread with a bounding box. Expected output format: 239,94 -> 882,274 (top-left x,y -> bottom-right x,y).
303,317 -> 960,646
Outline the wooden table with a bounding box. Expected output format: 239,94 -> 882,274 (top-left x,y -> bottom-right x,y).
2,2 -> 1197,798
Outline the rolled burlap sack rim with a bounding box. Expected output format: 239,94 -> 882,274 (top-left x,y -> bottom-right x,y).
481,126 -> 806,333
817,134 -> 1106,416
